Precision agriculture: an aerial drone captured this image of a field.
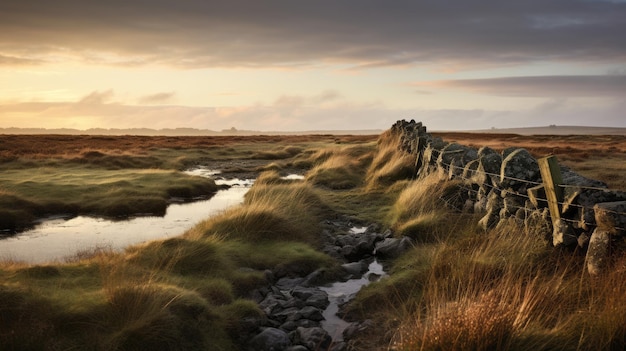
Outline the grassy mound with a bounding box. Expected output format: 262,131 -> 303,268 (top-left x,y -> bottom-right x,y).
0,167 -> 218,230
305,145 -> 374,190
187,182 -> 328,245
365,130 -> 416,189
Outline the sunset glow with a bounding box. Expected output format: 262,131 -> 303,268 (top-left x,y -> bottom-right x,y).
1,0 -> 625,132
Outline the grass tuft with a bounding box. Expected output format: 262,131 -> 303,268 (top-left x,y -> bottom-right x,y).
365,130 -> 415,189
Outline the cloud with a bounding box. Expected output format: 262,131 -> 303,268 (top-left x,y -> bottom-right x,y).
414,75 -> 626,97
1,91 -> 624,131
78,90 -> 115,105
0,54 -> 45,66
0,0 -> 624,69
138,92 -> 176,104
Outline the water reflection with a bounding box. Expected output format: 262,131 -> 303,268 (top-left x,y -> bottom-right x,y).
0,178 -> 251,264
320,259 -> 386,342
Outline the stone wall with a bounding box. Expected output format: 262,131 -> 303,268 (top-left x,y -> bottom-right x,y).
390,119 -> 626,274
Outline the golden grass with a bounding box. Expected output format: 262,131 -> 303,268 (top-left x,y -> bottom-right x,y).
348,213 -> 626,351
365,130 -> 416,189
1,130 -> 624,349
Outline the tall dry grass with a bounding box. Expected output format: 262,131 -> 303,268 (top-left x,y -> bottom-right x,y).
366,130 -> 416,189
301,144 -> 374,189
386,173 -> 467,242
186,182 -> 327,245
389,222 -> 626,351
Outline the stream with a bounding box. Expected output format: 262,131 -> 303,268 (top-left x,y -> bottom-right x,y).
0,167 -> 386,347
0,170 -> 253,264
320,258 -> 386,342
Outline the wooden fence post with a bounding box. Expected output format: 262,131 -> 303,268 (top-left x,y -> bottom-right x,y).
538,155 -> 563,222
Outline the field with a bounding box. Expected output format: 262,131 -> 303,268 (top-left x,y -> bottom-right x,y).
0,131 -> 624,350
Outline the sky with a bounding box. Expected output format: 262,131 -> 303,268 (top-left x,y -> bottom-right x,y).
0,0 -> 625,132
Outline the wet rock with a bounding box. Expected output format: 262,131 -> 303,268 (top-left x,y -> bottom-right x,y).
374,237 -> 413,259
301,268 -> 328,287
291,327 -> 332,351
340,245 -> 358,261
248,327 -> 290,351
280,319 -> 321,332
341,261 -> 368,278
288,306 -> 324,322
304,292 -> 330,310
285,346 -> 309,351
273,307 -> 302,323
280,297 -> 306,310
276,277 -> 305,290
260,294 -> 287,315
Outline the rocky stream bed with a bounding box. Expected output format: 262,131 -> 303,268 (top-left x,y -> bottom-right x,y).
240,220 -> 413,351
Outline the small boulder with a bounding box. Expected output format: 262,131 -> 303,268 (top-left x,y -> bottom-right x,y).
291,327 -> 332,351
374,237 -> 413,259
586,229 -> 610,275
248,327 -> 290,351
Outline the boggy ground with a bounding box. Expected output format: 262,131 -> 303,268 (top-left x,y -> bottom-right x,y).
1,130 -> 625,350
0,134 -> 377,233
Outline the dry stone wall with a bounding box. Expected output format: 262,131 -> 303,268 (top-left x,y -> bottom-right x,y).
390,119 -> 626,274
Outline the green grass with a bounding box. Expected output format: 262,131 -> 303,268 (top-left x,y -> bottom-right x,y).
0,166 -> 218,230
0,171 -> 343,350
2,131 -> 625,350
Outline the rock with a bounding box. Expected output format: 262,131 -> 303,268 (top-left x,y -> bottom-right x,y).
500,149 -> 539,189
290,286 -> 317,300
292,327 -> 332,351
501,189 -> 525,217
285,346 -> 309,351
276,277 -> 305,290
305,292 -> 330,310
475,147 -> 502,187
586,229 -> 610,275
288,306 -> 324,322
462,159 -> 480,180
561,166 -> 607,189
527,184 -> 547,209
273,307 -> 302,323
329,342 -> 347,351
342,319 -> 374,340
576,189 -> 626,230
341,261 -> 368,277
437,143 -> 468,176
594,201 -> 626,236
478,190 -> 502,230
260,294 -> 287,315
552,218 -> 577,247
374,237 -> 413,259
301,269 -> 328,287
340,245 -> 358,260
577,232 -> 590,248
280,297 -> 306,310
248,327 -> 290,351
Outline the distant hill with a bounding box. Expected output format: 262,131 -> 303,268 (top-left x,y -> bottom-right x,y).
0,127 -> 383,136
468,126 -> 626,136
3,125 -> 623,136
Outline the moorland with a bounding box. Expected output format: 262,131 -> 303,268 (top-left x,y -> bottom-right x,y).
0,130 -> 625,350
